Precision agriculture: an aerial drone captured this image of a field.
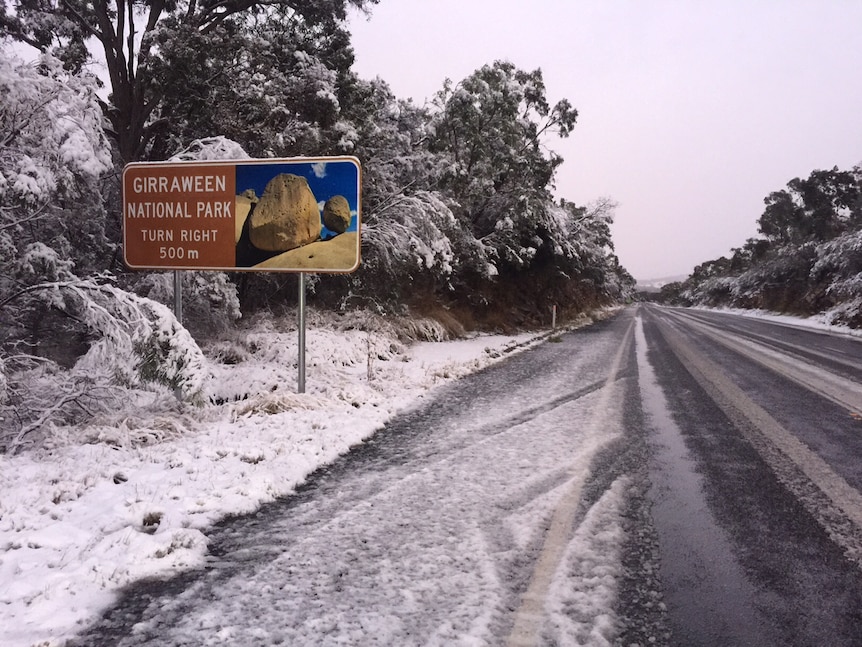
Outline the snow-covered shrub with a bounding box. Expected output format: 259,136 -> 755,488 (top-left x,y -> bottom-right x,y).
812,229 -> 862,294
682,275 -> 735,306
169,136 -> 250,161
0,278 -> 210,451
133,271 -> 242,337
826,272 -> 862,301
322,308 -> 458,343
362,191 -> 460,279
63,281 -> 210,399
352,188 -> 485,309
821,295 -> 862,328
11,242 -> 76,283
392,316 -> 456,342
0,355 -> 117,452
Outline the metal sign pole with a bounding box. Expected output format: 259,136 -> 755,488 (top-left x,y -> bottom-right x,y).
298,272 -> 306,393
173,270 -> 183,324
173,270 -> 183,401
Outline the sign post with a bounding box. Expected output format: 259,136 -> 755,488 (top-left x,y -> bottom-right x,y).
123,156 -> 361,393
298,273 -> 307,393
173,271 -> 183,324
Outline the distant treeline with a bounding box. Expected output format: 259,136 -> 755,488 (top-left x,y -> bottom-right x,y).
650,165 -> 862,328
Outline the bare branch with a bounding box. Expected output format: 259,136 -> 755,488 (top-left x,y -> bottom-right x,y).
0,202 -> 54,232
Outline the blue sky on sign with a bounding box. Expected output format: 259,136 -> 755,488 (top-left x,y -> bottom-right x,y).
235,159 -> 360,236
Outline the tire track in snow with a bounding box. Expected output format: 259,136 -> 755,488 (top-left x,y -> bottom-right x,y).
506,316 -> 635,647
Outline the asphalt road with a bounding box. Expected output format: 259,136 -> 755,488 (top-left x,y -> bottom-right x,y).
639,304 -> 862,646
69,305 -> 862,646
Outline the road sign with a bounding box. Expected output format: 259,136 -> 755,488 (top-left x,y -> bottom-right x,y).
122,157 -> 361,273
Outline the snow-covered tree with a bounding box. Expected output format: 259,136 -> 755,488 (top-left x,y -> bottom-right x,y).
428,61 -> 578,272
0,54 -> 216,452
0,50 -> 113,332
549,198 -> 616,273
1,0 -> 378,163
0,51 -> 112,249
144,6 -> 362,161
758,167 -> 862,245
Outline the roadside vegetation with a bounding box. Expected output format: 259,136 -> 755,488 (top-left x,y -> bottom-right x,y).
650,165 -> 862,328
0,0 -> 633,451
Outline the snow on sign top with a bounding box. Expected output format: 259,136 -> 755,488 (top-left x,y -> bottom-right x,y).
122,156 -> 362,273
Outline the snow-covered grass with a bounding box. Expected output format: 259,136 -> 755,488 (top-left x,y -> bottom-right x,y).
0,310 -> 549,647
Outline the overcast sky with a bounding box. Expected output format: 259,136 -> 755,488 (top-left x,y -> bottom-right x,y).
348,1 -> 862,281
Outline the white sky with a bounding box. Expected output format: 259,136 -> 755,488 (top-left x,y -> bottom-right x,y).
348,0 -> 862,280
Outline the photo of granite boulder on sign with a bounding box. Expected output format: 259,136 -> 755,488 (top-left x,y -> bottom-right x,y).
322,195 -> 351,235
234,170 -> 359,271
250,173 -> 320,252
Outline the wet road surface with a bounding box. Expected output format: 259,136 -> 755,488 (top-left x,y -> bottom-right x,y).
640,305 -> 862,646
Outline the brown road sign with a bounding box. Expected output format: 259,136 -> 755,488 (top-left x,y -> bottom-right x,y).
123,157 -> 361,273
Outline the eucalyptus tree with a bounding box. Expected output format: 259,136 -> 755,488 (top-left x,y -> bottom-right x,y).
427,61 -> 578,272
758,166 -> 862,245
1,0 -> 378,163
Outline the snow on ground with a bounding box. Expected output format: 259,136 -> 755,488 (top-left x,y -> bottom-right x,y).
3,303 -> 847,647
0,310 -> 549,647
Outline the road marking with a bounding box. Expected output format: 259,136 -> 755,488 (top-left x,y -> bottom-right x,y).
665,310 -> 862,416
506,317 -> 634,647
654,312 -> 862,568
668,308 -> 862,379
